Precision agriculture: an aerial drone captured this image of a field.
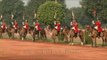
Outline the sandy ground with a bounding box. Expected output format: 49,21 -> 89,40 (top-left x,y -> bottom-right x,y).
0,39 -> 107,60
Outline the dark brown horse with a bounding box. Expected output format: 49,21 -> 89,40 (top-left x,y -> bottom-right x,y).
19,27 -> 27,40
62,26 -> 70,42
30,26 -> 46,42
99,28 -> 107,46
0,27 -> 3,38
0,25 -> 8,38
69,28 -> 85,45
6,26 -> 15,39
86,25 -> 105,47
44,25 -> 60,43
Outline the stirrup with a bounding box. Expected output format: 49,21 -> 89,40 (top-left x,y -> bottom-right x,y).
88,34 -> 91,37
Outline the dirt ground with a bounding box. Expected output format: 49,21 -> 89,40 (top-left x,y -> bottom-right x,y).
0,39 -> 107,60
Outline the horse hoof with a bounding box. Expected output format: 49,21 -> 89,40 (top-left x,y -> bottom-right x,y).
69,43 -> 74,45
81,42 -> 84,45
22,38 -> 24,40
88,34 -> 91,37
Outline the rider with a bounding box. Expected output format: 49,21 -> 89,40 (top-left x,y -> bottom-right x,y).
70,19 -> 79,37
13,20 -> 18,33
92,19 -> 102,37
54,20 -> 61,34
34,20 -> 41,31
1,20 -> 7,33
23,20 -> 29,33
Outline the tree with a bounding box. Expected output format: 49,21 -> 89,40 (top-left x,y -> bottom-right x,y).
25,0 -> 47,25
80,0 -> 107,24
46,0 -> 65,4
0,0 -> 24,25
37,1 -> 65,25
25,0 -> 46,19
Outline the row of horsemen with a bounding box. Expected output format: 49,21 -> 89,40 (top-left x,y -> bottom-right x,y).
0,18 -> 107,46
0,18 -> 104,38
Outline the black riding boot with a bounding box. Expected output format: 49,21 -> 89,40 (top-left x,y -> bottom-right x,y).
15,29 -> 17,33
56,31 -> 60,36
97,32 -> 101,38
74,33 -> 77,38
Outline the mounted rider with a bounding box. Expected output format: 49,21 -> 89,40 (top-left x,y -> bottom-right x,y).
70,19 -> 79,37
92,19 -> 102,37
1,20 -> 7,33
34,20 -> 41,31
23,20 -> 29,33
54,20 -> 61,34
12,20 -> 18,33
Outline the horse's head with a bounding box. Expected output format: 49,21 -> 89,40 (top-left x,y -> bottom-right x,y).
85,25 -> 93,31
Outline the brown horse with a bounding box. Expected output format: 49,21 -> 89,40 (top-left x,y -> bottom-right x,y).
30,26 -> 46,42
44,25 -> 60,43
0,27 -> 3,38
86,25 -> 105,47
19,27 -> 27,40
62,26 -> 70,42
51,28 -> 58,43
0,25 -> 9,38
6,26 -> 15,39
100,28 -> 107,46
69,28 -> 85,45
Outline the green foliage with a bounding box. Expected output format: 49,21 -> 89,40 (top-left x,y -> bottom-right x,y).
81,0 -> 107,24
0,0 -> 24,25
85,31 -> 92,44
25,0 -> 46,20
65,7 -> 89,27
37,1 -> 65,25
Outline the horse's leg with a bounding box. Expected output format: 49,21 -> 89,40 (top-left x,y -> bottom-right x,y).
8,32 -> 12,39
12,32 -> 15,39
21,34 -> 24,40
38,31 -> 40,39
105,37 -> 107,46
44,31 -> 47,40
102,37 -> 105,46
94,37 -> 97,47
20,34 -> 24,40
0,32 -> 2,38
52,33 -> 56,43
91,37 -> 94,47
69,36 -> 74,45
41,30 -> 46,40
33,33 -> 35,42
36,31 -> 39,39
64,35 -> 68,42
79,35 -> 84,45
24,32 -> 27,40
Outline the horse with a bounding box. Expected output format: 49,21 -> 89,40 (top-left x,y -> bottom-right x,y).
50,26 -> 63,43
69,28 -> 85,45
30,26 -> 46,42
43,25 -> 58,43
86,25 -> 105,47
61,26 -> 70,43
0,27 -> 3,38
6,26 -> 15,39
0,25 -> 9,38
19,26 -> 28,40
97,27 -> 107,46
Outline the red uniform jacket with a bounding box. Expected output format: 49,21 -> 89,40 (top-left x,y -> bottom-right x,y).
95,21 -> 102,32
1,22 -> 6,30
13,22 -> 18,29
72,22 -> 79,33
35,22 -> 41,31
55,23 -> 61,32
24,22 -> 29,30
